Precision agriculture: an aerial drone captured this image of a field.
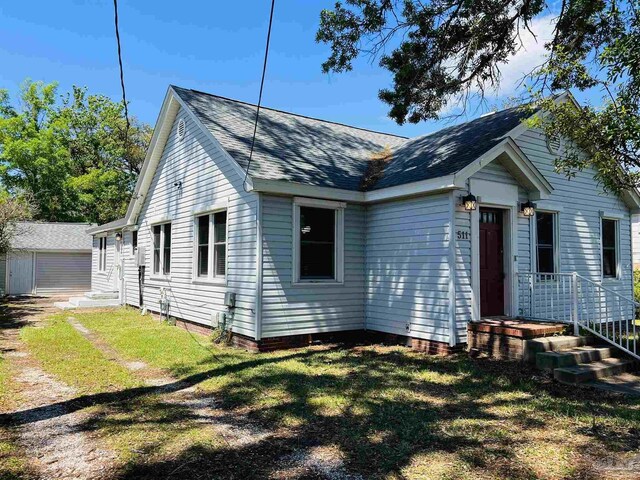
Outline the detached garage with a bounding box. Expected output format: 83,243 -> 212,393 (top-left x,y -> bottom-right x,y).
0,222 -> 93,296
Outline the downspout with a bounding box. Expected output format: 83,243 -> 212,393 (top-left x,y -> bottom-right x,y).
254,193 -> 263,341
448,192 -> 457,347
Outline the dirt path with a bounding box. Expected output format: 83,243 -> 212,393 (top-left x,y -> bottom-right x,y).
0,297 -> 117,480
66,316 -> 365,479
67,316 -> 273,449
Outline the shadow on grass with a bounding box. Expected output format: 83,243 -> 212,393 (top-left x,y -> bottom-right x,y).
2,298 -> 639,479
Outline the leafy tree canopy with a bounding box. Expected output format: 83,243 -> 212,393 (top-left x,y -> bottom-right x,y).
0,80 -> 151,224
317,0 -> 640,192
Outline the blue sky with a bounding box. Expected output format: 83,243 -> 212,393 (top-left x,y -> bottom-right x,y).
0,1 -> 592,137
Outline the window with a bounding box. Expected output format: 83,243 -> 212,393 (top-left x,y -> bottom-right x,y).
293,198 -> 344,283
194,210 -> 227,280
213,211 -> 227,276
152,222 -> 171,276
132,230 -> 138,256
300,207 -> 335,279
98,237 -> 107,272
602,218 -> 618,278
197,215 -> 209,277
536,212 -> 557,273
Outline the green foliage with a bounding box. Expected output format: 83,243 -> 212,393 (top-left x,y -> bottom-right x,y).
634,270 -> 640,304
0,80 -> 152,223
0,194 -> 33,256
317,1 -> 640,191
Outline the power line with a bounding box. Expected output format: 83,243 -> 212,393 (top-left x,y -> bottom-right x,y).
243,0 -> 276,192
113,0 -> 130,141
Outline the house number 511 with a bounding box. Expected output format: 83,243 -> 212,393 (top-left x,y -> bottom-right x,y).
456,230 -> 470,240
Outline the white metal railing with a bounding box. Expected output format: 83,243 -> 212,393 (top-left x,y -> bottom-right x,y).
517,272 -> 639,360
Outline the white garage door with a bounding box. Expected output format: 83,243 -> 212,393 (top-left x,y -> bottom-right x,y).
35,252 -> 91,295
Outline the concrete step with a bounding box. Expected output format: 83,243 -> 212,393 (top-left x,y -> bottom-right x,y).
84,291 -> 119,300
524,335 -> 591,362
536,346 -> 615,370
53,301 -> 75,310
554,357 -> 635,384
67,297 -> 121,308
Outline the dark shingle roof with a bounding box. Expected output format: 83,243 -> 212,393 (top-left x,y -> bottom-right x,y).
172,87 -> 530,192
11,222 -> 93,251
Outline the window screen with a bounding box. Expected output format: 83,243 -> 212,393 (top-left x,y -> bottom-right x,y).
213,211 -> 227,277
197,215 -> 209,277
153,225 -> 161,274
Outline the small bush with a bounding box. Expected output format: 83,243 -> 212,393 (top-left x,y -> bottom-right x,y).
634,269 -> 640,303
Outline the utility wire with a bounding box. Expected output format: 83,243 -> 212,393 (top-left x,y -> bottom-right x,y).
113,0 -> 130,142
243,0 -> 276,192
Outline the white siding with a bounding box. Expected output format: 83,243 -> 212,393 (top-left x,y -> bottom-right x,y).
454,128 -> 634,330
260,195 -> 365,338
35,252 -> 91,295
632,215 -> 640,269
122,231 -> 140,307
0,255 -> 5,295
454,208 -> 471,342
514,128 -> 633,296
130,107 -> 257,337
365,193 -> 452,343
91,234 -> 117,292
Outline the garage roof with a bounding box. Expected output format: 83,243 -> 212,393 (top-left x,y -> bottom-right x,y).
11,222 -> 93,252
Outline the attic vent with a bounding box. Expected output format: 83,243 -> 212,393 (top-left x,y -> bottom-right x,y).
546,133 -> 562,154
177,118 -> 186,140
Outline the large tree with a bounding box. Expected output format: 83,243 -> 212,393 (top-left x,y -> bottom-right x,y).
0,80 -> 151,224
317,0 -> 640,192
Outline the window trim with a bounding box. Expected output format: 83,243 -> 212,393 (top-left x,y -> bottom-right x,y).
292,197 -> 345,285
192,207 -> 228,285
601,217 -> 620,281
533,210 -> 560,274
98,236 -> 108,273
131,230 -> 138,257
150,221 -> 172,279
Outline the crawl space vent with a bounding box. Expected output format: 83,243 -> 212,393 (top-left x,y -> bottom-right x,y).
177,118 -> 186,140
546,134 -> 561,154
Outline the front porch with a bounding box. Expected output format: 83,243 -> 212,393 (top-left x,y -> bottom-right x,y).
467,317 -> 569,361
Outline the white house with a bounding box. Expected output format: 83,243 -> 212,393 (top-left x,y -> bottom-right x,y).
86,86 -> 640,353
1,222 -> 92,296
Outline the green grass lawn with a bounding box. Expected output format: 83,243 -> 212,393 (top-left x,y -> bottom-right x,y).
21,314 -> 142,394
67,308 -> 640,480
0,332 -> 38,479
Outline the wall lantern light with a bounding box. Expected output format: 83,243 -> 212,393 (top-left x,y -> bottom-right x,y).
115,232 -> 123,241
461,193 -> 477,211
521,201 -> 536,217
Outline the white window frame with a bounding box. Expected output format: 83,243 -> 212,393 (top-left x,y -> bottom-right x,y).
131,229 -> 138,257
151,221 -> 172,278
600,216 -> 620,281
532,210 -> 560,274
192,207 -> 228,285
292,197 -> 345,285
98,236 -> 107,273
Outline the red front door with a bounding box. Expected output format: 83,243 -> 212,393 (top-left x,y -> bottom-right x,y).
479,208 -> 505,317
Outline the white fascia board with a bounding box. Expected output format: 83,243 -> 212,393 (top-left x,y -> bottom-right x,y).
170,88 -> 254,191
251,179 -> 365,202
126,89 -> 180,227
363,175 -> 458,202
453,138 -> 553,199
622,189 -> 640,211
251,176 -> 459,203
